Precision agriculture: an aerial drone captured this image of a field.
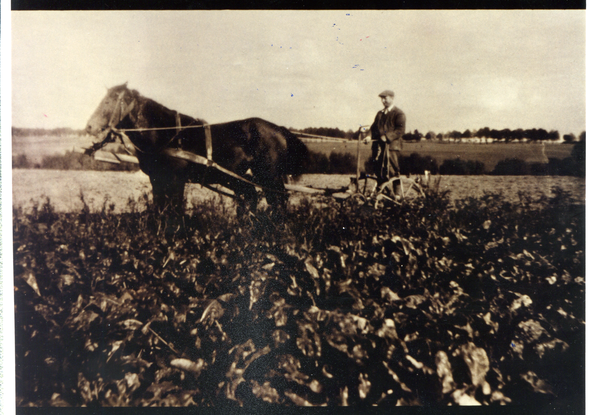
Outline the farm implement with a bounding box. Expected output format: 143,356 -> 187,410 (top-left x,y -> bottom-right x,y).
79,125 -> 429,209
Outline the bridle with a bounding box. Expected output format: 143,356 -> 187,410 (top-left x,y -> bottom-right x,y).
108,89 -> 136,131
86,89 -> 136,154
86,88 -> 212,160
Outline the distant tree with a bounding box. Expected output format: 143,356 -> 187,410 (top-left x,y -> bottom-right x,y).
563,133 -> 576,143
413,130 -> 423,142
461,129 -> 472,139
476,127 -> 491,139
402,130 -> 422,142
425,131 -> 435,140
449,130 -> 461,142
547,130 -> 560,141
300,127 -> 347,139
579,131 -> 586,142
525,128 -> 549,142
499,128 -> 512,142
489,129 -> 501,142
512,128 -> 525,141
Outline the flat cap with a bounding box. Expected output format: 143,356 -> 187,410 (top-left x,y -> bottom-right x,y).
378,90 -> 395,98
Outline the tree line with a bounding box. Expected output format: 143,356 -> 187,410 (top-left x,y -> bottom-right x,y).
423,128 -> 585,143
13,125 -> 585,144
295,126 -> 585,143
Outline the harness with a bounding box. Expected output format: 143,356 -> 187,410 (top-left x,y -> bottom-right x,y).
87,89 -> 286,196
89,90 -> 213,163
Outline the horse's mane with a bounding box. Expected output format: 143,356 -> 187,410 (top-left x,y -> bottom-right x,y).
131,88 -> 207,126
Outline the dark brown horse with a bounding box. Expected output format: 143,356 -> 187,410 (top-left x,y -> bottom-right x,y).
85,83 -> 308,213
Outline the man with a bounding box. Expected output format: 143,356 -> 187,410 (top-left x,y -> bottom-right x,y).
366,90 -> 406,197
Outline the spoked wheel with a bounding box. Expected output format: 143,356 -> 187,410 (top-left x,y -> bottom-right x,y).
385,177 -> 425,200
373,177 -> 426,208
342,174 -> 377,209
351,174 -> 379,198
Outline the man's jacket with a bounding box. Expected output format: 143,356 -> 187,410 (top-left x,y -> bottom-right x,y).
370,106 -> 406,151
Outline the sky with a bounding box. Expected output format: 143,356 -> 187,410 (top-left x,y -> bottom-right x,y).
10,10 -> 586,137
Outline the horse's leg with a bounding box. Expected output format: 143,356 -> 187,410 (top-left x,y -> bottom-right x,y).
263,178 -> 287,211
233,180 -> 258,216
149,174 -> 168,211
149,173 -> 186,215
252,164 -> 288,212
222,148 -> 258,216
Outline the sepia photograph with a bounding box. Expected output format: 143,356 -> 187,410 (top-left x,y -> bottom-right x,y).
7,8 -> 586,411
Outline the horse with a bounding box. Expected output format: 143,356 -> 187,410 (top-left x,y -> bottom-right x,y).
85,83 -> 309,214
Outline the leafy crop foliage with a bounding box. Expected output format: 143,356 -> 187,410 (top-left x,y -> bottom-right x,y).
14,189 -> 584,408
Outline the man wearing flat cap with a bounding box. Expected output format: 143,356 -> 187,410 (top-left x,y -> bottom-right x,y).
366,89 -> 406,197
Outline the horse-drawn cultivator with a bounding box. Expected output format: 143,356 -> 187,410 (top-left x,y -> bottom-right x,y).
84,83 -> 429,211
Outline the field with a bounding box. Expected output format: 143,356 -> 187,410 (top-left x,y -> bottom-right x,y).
306,141 -> 574,172
11,134 -> 94,165
12,167 -> 585,409
12,169 -> 585,213
11,133 -> 574,172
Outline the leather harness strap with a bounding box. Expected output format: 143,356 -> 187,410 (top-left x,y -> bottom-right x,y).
93,89 -> 286,195
108,90 -> 136,130
204,124 -> 213,164
163,148 -> 287,195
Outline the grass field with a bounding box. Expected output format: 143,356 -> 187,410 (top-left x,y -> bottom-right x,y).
12,134 -> 573,171
306,141 -> 574,172
12,136 -> 573,175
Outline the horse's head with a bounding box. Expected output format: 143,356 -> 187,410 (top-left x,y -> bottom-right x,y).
85,83 -> 136,140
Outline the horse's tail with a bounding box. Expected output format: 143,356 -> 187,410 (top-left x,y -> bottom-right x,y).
282,129 -> 310,179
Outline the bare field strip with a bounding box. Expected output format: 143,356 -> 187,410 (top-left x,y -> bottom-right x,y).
12,169 -> 585,213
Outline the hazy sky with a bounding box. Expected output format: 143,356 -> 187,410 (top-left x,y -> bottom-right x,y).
11,10 -> 585,136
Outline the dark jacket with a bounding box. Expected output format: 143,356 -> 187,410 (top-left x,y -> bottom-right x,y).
370,106 -> 406,151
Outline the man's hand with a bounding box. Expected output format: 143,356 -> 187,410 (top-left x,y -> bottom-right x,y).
362,136 -> 371,145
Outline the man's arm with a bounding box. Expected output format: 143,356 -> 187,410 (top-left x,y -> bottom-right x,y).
385,110 -> 406,142
370,112 -> 382,141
